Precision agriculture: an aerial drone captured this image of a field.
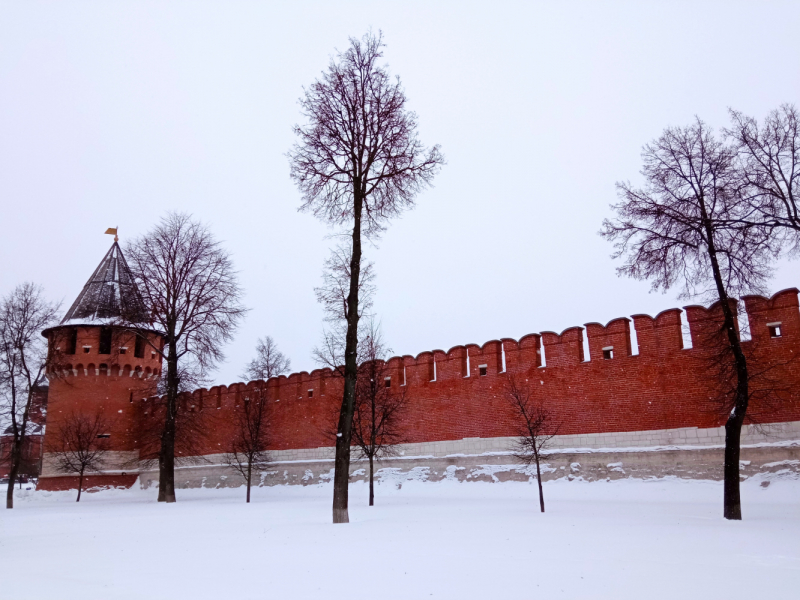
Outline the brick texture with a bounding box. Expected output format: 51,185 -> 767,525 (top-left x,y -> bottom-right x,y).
38,288 -> 800,490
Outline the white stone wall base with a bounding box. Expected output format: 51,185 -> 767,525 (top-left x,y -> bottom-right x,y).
135,422 -> 800,491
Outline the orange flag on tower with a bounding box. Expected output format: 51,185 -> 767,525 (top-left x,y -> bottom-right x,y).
105,227 -> 118,241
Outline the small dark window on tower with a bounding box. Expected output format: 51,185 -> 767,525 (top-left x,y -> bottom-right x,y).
119,347 -> 127,355
768,323 -> 782,338
308,389 -> 314,398
603,347 -> 614,360
479,365 -> 488,377
83,346 -> 91,354
66,328 -> 78,355
99,327 -> 112,354
134,335 -> 145,359
385,377 -> 391,388
96,433 -> 111,439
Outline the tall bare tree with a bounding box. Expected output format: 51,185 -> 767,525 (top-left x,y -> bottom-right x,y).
50,411 -> 111,502
0,283 -> 59,509
289,31 -> 443,523
224,385 -> 271,502
601,119 -> 777,520
125,213 -> 246,503
242,336 -> 291,382
351,323 -> 408,506
505,377 -> 559,513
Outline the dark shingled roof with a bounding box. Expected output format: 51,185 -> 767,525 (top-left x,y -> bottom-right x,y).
60,242 -> 149,325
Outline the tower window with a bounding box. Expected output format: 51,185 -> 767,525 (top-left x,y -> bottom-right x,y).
308,389 -> 314,398
83,346 -> 92,354
478,364 -> 487,377
385,377 -> 391,388
119,347 -> 128,355
767,322 -> 782,338
134,336 -> 146,359
96,434 -> 111,439
65,328 -> 78,355
602,347 -> 614,360
99,327 -> 112,354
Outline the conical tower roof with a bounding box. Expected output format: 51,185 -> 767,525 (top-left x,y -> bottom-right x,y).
60,242 -> 149,326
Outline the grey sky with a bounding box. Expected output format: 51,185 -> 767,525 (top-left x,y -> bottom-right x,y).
1,1 -> 798,386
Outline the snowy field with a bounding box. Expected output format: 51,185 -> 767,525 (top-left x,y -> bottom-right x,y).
2,475 -> 800,600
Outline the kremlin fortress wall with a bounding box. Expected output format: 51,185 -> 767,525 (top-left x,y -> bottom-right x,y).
38,264 -> 800,490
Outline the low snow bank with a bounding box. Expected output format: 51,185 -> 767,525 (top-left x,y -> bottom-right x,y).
3,475 -> 799,600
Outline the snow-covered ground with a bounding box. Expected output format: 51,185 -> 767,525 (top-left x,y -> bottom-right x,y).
2,473 -> 799,599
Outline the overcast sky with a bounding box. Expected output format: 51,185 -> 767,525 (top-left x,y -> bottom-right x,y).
2,1 -> 799,385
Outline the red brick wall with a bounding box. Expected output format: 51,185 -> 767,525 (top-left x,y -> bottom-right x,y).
41,289 -> 800,470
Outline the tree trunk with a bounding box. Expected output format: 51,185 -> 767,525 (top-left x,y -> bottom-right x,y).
332,188 -> 363,524
157,451 -> 166,502
77,470 -> 84,502
159,343 -> 178,503
5,446 -> 20,509
246,462 -> 252,503
534,454 -> 545,513
369,455 -> 374,507
723,416 -> 744,519
701,206 -> 748,521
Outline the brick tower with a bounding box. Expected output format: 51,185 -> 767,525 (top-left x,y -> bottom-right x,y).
38,240 -> 164,491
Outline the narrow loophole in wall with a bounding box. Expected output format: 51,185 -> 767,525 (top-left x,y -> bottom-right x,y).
539,341 -> 547,368
629,320 -> 640,355
738,303 -> 752,341
582,331 -> 591,362
500,343 -> 507,373
680,310 -> 693,349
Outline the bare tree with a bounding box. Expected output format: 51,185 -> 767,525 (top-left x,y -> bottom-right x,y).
601,119 -> 777,520
132,379 -> 217,478
351,323 -> 408,506
242,336 -> 291,382
506,377 -> 559,513
224,385 -> 271,502
289,31 -> 443,523
727,104 -> 800,242
0,283 -> 59,509
125,213 -> 246,503
50,411 -> 111,502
